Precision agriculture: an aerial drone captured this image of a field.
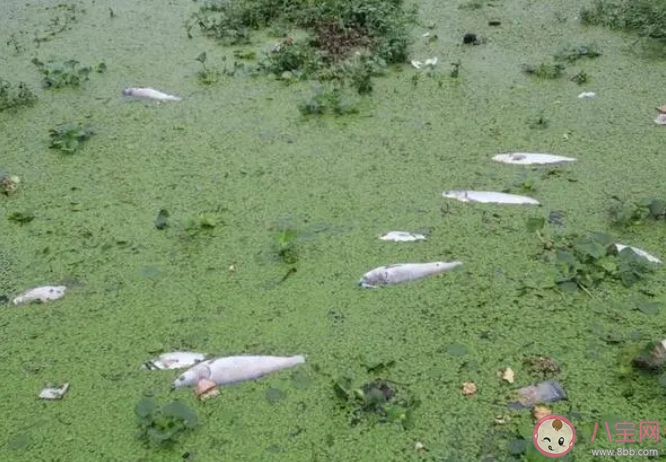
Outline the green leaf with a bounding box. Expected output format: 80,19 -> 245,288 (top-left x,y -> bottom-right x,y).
162,401 -> 198,427
526,217 -> 545,233
135,397 -> 157,418
647,199 -> 665,218
446,344 -> 468,357
333,376 -> 353,400
636,301 -> 659,316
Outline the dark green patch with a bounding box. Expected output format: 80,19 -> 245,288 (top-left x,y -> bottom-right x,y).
522,61 -> 565,79
609,196 -> 666,227
155,209 -> 170,230
32,58 -> 93,89
0,78 -> 37,112
554,44 -> 602,63
7,211 -> 35,224
134,397 -> 199,449
581,0 -> 666,44
48,122 -> 95,153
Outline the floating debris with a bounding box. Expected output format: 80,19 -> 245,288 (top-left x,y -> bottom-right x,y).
194,378 -> 220,401
655,114 -> 666,125
500,367 -> 515,384
510,380 -> 566,408
359,261 -> 462,288
492,153 -> 577,165
463,33 -> 479,45
524,357 -> 561,378
442,190 -> 540,205
13,286 -> 66,305
462,381 -> 477,397
615,244 -> 662,264
488,19 -> 501,26
379,231 -> 427,242
578,91 -> 596,99
656,105 -> 666,114
1,174 -> 20,196
173,355 -> 306,389
39,383 -> 70,400
142,352 -> 207,370
122,87 -> 182,102
411,57 -> 438,70
532,405 -> 552,421
414,441 -> 427,452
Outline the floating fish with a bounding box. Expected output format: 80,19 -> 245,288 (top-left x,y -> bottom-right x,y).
142,352 -> 207,370
492,153 -> 577,165
13,286 -> 66,305
615,244 -> 662,264
578,91 -> 596,99
379,231 -> 427,242
39,383 -> 70,400
172,355 -> 306,389
442,190 -> 540,205
122,87 -> 182,102
509,380 -> 565,408
359,261 -> 462,288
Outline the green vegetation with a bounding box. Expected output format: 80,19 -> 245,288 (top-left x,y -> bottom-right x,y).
32,58 -> 92,89
0,78 -> 37,112
194,52 -> 221,85
298,85 -> 359,116
554,44 -> 602,63
272,223 -> 299,264
34,2 -> 85,44
48,122 -> 95,153
134,397 -> 198,449
521,61 -> 565,79
333,374 -> 419,429
609,196 -> 665,227
581,0 -> 666,43
186,0 -> 417,112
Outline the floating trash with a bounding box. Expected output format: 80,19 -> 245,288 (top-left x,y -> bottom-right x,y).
39,383 -> 70,400
411,57 -> 438,70
655,114 -> 666,125
615,244 -> 662,264
510,380 -> 566,408
578,92 -> 596,99
142,352 -> 207,370
13,286 -> 66,305
442,190 -> 540,205
194,378 -> 220,401
379,231 -> 427,242
172,355 -> 306,389
462,381 -> 477,396
492,153 -> 576,165
500,367 -> 515,384
359,261 -> 462,288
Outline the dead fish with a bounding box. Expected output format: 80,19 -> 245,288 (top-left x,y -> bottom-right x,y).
492,153 -> 577,165
13,286 -> 66,305
578,91 -> 596,99
172,354 -> 306,389
122,87 -> 182,102
509,380 -> 565,408
442,190 -> 540,205
359,261 -> 462,288
379,231 -> 427,242
39,383 -> 70,400
142,351 -> 207,370
615,244 -> 662,264
411,57 -> 438,69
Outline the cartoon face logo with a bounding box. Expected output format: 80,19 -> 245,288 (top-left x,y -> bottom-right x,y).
533,414 -> 576,457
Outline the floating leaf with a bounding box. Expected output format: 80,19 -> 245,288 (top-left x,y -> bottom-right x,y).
446,344 -> 468,357
526,217 -> 545,233
636,301 -> 659,316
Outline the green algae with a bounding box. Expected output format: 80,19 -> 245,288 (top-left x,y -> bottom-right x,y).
1,0 -> 666,461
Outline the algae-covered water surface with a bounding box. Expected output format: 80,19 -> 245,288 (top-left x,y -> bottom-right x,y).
1,0 -> 665,460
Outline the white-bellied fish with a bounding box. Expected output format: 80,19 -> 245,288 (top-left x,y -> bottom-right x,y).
142,352 -> 207,370
122,87 -> 182,102
492,153 -> 577,165
615,244 -> 662,264
172,355 -> 306,389
442,190 -> 540,205
379,231 -> 427,242
13,286 -> 66,305
359,261 -> 462,288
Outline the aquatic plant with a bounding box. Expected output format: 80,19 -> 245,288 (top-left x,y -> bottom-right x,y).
48,122 -> 95,153
522,61 -> 565,79
34,2 -> 85,44
580,0 -> 666,44
7,211 -> 35,224
134,397 -> 198,449
554,44 -> 602,63
570,70 -> 589,85
333,376 -> 419,429
527,112 -> 549,129
0,78 -> 37,112
155,209 -> 170,230
608,196 -> 665,227
186,0 -> 416,90
298,85 -> 359,116
194,52 -> 221,85
272,224 -> 299,264
184,211 -> 220,237
32,58 -> 92,89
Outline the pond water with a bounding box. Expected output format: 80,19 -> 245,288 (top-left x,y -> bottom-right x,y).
1,0 -> 664,460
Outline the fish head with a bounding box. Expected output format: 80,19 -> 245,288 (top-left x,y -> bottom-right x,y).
121,88 -> 133,96
442,190 -> 466,200
172,363 -> 211,389
53,286 -> 67,296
